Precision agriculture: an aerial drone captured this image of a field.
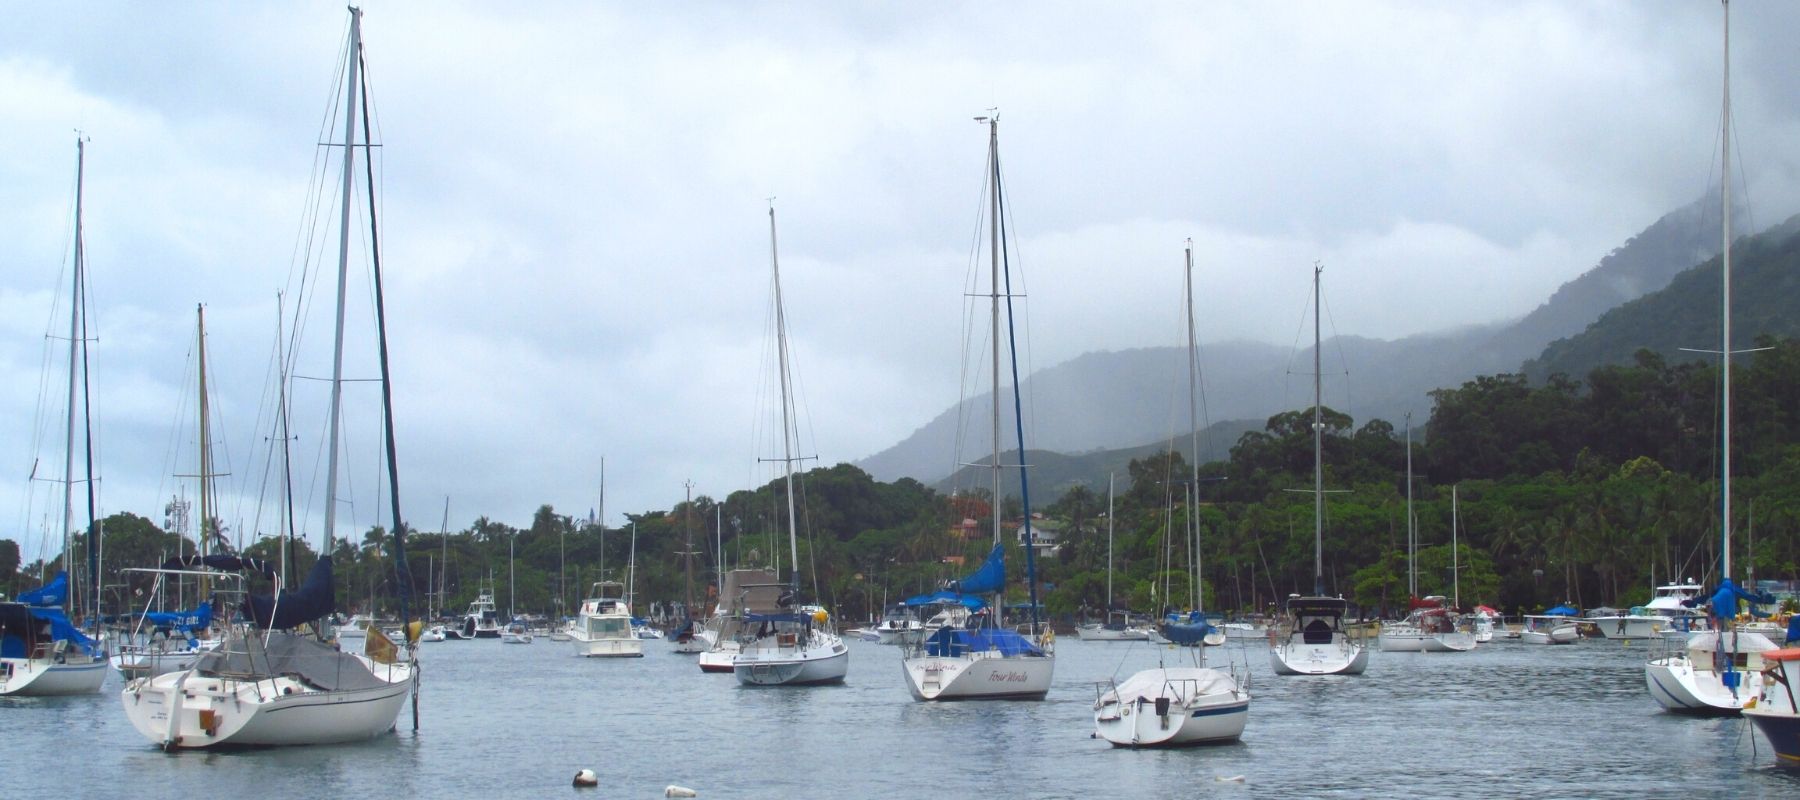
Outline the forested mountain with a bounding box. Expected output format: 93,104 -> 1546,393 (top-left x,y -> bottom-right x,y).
859,193 -> 1731,484
1526,213 -> 1800,382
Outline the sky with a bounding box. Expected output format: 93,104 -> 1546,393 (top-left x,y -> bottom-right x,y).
4,1 -> 1799,563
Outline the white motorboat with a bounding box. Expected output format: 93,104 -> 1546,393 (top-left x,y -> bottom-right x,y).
1221,622 -> 1268,641
501,621 -> 534,644
1269,266 -> 1368,677
1647,630 -> 1778,714
418,626 -> 447,643
451,590 -> 503,640
1378,598 -> 1475,653
730,205 -> 848,688
871,606 -> 924,646
1094,666 -> 1250,748
1590,583 -> 1707,640
1077,611 -> 1154,642
571,582 -> 642,658
1522,613 -> 1580,645
335,614 -> 376,641
901,118 -> 1054,700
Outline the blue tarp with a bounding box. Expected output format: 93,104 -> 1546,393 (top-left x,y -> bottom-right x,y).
1544,605 -> 1579,616
1160,620 -> 1218,646
0,604 -> 98,657
922,626 -> 1044,658
948,543 -> 1005,595
16,572 -> 69,607
900,590 -> 987,610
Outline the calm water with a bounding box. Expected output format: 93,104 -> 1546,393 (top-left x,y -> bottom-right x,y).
8,635 -> 1800,798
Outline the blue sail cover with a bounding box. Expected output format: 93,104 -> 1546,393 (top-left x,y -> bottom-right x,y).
142,601 -> 212,634
948,543 -> 1005,595
1161,619 -> 1218,646
922,626 -> 1044,658
1544,605 -> 1579,616
245,556 -> 336,630
901,590 -> 987,610
0,604 -> 97,657
16,572 -> 69,607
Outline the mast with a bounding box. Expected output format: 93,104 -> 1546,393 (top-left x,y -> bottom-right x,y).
438,497 -> 449,619
1452,484 -> 1460,609
1184,240 -> 1203,615
769,204 -> 801,593
1105,473 -> 1114,610
277,292 -> 299,589
991,117 -> 1042,633
196,305 -> 216,597
1719,0 -> 1734,582
598,457 -> 606,581
985,116 -> 1002,572
627,522 -> 637,607
321,6 -> 362,562
1405,412 -> 1414,599
683,481 -> 696,619
62,137 -> 86,621
1311,263 -> 1325,597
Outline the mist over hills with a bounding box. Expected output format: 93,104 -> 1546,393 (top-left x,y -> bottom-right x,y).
856,193 -> 1734,487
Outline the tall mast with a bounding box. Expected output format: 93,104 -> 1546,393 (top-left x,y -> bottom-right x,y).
769,204 -> 801,592
598,457 -> 606,580
277,292 -> 298,588
437,497 -> 449,619
1719,0 -> 1734,582
322,7 -> 362,559
197,304 -> 213,558
1405,412 -> 1414,599
985,117 -> 1002,564
62,137 -> 86,619
1452,484 -> 1461,609
1184,240 -> 1202,614
683,480 -> 695,616
1312,263 -> 1325,596
1105,473 -> 1114,610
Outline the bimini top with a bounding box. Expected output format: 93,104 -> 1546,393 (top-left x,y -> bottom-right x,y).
922,626 -> 1043,658
1285,596 -> 1348,616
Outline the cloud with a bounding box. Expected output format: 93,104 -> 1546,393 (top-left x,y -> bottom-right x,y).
3,1 -> 1799,561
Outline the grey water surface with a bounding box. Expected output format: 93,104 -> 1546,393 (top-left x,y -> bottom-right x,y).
8,635 -> 1800,798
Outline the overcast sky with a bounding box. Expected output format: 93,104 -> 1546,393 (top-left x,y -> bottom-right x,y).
4,1 -> 1798,563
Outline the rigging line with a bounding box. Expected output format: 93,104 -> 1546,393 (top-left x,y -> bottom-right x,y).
996,149 -> 1043,630
951,149 -> 994,486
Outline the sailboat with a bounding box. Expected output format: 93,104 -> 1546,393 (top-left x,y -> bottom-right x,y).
731,204 -> 849,687
2,138 -> 111,696
899,115 -> 1054,701
1378,483 -> 1475,653
113,306 -> 227,680
1646,0 -> 1780,715
1076,475 -> 1152,642
671,482 -> 706,654
121,8 -> 418,748
1268,264 -> 1370,676
1093,241 -> 1249,747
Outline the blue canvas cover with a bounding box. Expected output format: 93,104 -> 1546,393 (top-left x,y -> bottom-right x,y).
16,572 -> 69,607
0,603 -> 96,657
949,543 -> 1005,595
245,556 -> 335,630
901,590 -> 987,610
142,601 -> 212,635
922,626 -> 1043,658
1545,605 -> 1579,616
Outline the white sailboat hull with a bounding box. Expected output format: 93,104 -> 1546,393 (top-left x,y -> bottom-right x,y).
1645,632 -> 1776,714
1269,636 -> 1369,675
1077,624 -> 1151,641
1522,627 -> 1579,645
901,652 -> 1054,700
733,638 -> 848,686
121,657 -> 413,749
1093,667 -> 1248,747
699,643 -> 738,673
1589,616 -> 1668,640
0,656 -> 107,696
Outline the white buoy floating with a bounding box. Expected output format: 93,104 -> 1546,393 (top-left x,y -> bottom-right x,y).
572,769 -> 598,788
664,786 -> 698,798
